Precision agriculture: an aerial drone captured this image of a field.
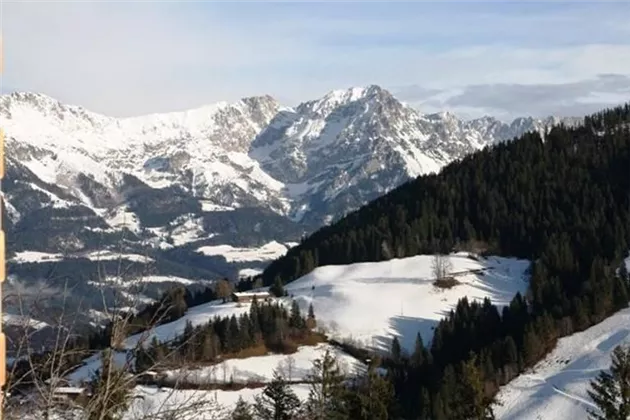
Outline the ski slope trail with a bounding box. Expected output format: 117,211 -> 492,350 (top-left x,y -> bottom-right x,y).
496,307 -> 630,419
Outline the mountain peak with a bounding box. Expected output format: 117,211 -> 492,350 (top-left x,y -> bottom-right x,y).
322,84 -> 390,103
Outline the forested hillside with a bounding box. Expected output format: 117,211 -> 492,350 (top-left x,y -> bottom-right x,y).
256,103 -> 630,418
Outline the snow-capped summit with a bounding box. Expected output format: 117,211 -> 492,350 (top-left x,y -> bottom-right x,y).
1,85 -> 580,255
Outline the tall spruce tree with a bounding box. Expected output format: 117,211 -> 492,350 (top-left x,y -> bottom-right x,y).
232,396 -> 254,420
391,336 -> 402,363
587,345 -> 630,420
307,303 -> 317,329
350,358 -> 395,420
271,277 -> 285,298
458,354 -> 496,420
305,349 -> 348,420
254,370 -> 301,420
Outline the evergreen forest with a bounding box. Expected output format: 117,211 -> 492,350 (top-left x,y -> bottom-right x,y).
252,103 -> 630,418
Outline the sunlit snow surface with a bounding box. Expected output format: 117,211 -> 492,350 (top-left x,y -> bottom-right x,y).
59,252 -> 531,417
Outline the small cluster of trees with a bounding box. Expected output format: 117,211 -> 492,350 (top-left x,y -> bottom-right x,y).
136,298 -> 318,372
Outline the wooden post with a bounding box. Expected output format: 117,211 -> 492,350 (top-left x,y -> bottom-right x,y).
0,34 -> 6,417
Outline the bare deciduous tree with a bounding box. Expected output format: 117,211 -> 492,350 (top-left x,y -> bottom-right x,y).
277,355 -> 296,382
431,254 -> 453,282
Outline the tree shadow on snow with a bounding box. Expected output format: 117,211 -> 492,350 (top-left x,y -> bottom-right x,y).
373,315 -> 441,355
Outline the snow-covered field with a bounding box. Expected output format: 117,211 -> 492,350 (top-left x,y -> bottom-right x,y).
496,258 -> 630,420
285,252 -> 530,352
10,251 -> 65,263
10,250 -> 152,264
3,313 -> 50,330
59,251 -> 531,416
164,343 -> 364,384
123,253 -> 529,353
196,241 -> 291,263
95,275 -> 207,288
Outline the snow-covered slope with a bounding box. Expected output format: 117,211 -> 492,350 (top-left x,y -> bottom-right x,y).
121,252 -> 529,354
285,252 -> 530,352
58,251 -> 529,418
496,307 -> 630,420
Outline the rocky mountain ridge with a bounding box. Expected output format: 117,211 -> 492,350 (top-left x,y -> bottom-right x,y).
1,85 -> 580,257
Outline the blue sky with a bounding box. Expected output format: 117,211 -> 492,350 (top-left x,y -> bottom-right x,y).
3,1 -> 630,120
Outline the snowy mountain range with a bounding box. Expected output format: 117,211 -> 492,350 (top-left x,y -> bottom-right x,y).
1,85 -> 580,258
0,84 -> 585,351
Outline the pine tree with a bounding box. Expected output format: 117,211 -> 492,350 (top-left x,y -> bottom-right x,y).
254,370 -> 301,420
391,336 -> 402,362
352,358 -> 395,420
289,300 -> 304,329
232,396 -> 254,420
411,333 -> 426,367
419,387 -> 432,420
307,302 -> 317,329
613,275 -> 630,310
271,276 -> 285,298
305,349 -> 348,420
458,354 -> 496,420
587,345 -> 630,420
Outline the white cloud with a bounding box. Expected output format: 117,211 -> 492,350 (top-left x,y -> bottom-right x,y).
2,2 -> 630,118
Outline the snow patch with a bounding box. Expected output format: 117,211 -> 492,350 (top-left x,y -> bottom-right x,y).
196,241 -> 289,263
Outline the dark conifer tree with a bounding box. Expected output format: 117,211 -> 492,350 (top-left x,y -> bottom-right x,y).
305,349 -> 349,420
391,336 -> 402,363
270,276 -> 285,298
587,345 -> 630,420
254,370 -> 301,420
232,396 -> 254,420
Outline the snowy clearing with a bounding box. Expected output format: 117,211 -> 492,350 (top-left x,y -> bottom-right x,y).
238,268 -> 263,278
84,250 -> 153,263
10,250 -> 152,264
97,275 -> 208,288
200,201 -> 236,212
123,252 -> 529,354
284,252 -> 530,352
68,350 -> 130,384
103,207 -> 142,233
495,306 -> 630,420
10,251 -> 65,263
196,241 -> 289,263
3,313 -> 50,330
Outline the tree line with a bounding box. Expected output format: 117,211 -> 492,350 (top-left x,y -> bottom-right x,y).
135,297 -> 319,373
